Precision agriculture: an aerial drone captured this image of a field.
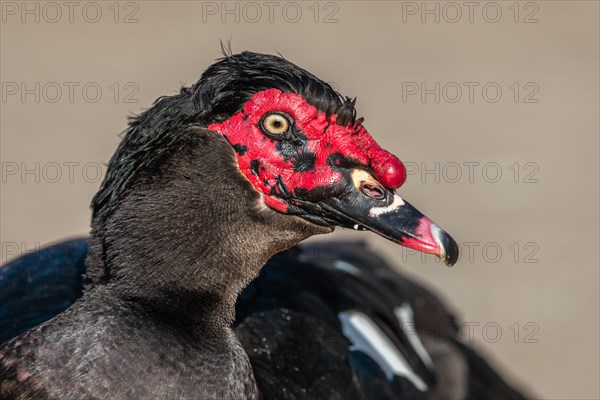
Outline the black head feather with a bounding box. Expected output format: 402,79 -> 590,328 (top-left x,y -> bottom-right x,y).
92,51 -> 360,220
190,52 -> 356,123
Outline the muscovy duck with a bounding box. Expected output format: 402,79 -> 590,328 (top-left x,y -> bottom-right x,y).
0,51 -> 526,399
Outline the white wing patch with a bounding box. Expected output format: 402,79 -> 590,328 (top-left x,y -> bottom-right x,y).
369,194 -> 405,217
338,310 -> 428,392
332,260 -> 362,276
394,303 -> 435,370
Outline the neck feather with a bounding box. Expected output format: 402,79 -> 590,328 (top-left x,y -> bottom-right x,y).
84,128 -> 330,331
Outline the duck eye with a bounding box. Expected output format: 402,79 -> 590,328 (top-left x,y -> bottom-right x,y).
261,113 -> 290,136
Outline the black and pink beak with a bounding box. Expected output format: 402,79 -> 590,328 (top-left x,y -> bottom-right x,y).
308,169 -> 460,267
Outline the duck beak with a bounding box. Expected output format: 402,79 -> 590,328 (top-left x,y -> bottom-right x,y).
315,170 -> 460,267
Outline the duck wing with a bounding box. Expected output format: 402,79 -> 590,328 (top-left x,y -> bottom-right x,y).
235,247 -> 435,400
300,241 -> 528,400
0,238 -> 88,344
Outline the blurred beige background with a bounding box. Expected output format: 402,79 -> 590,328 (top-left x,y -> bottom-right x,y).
1,1 -> 598,398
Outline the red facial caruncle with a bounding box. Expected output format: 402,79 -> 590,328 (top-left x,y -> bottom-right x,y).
208,89 -> 406,213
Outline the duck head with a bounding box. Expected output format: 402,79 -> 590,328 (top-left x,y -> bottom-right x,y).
206,68 -> 459,267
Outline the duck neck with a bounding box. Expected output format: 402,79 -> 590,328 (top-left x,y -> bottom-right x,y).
84,128 -> 329,333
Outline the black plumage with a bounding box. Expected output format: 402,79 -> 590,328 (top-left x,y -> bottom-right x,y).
0,239 -> 527,399
0,239 -> 87,343
0,51 -> 527,399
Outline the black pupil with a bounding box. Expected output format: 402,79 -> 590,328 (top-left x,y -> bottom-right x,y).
273,120 -> 282,128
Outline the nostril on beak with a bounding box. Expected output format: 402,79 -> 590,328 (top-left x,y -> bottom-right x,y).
360,182 -> 386,200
